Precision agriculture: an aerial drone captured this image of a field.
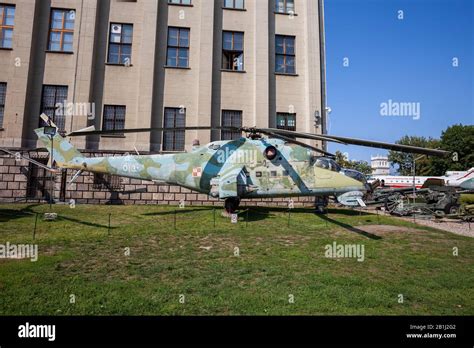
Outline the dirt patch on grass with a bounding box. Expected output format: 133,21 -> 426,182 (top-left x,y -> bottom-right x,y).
358,225 -> 419,234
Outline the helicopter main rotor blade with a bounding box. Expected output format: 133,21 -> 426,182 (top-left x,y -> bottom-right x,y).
264,128 -> 450,157
311,134 -> 450,157
257,128 -> 347,145
258,129 -> 336,157
68,126 -> 234,137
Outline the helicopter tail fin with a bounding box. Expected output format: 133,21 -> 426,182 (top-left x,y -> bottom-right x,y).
34,127 -> 84,167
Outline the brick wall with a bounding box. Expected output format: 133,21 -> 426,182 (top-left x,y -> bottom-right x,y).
0,151 -> 315,207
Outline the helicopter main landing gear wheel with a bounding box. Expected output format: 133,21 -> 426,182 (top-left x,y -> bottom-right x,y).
224,197 -> 241,216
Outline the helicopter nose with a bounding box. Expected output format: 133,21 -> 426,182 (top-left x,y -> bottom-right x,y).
337,173 -> 367,191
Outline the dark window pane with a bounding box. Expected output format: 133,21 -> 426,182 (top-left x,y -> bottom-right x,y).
276,113 -> 296,131
108,43 -> 119,54
103,105 -> 126,131
121,45 -> 131,55
63,32 -> 73,44
223,32 -> 233,50
276,55 -> 285,73
63,43 -> 73,52
0,83 -> 6,127
235,0 -> 244,9
275,0 -> 285,12
5,7 -> 15,26
233,33 -> 243,51
168,28 -> 178,45
286,38 -> 295,54
108,53 -> 120,64
41,85 -> 68,131
179,29 -> 189,47
167,47 -> 177,66
178,48 -> 189,66
276,36 -> 284,54
122,25 -> 133,43
163,108 -> 186,151
221,110 -> 242,140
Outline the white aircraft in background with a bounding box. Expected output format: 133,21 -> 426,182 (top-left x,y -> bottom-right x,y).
367,168 -> 474,189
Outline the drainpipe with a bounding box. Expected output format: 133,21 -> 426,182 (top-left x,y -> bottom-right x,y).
318,0 -> 328,149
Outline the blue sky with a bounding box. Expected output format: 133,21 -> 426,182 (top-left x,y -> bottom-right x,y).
325,0 -> 473,164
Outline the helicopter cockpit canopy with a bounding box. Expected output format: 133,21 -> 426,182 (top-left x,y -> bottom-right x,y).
340,168 -> 367,184
313,157 -> 342,173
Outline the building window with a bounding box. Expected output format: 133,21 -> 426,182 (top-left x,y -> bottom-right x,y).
48,9 -> 75,52
40,85 -> 68,132
103,105 -> 126,133
108,23 -> 133,65
224,0 -> 244,9
275,35 -> 295,74
163,108 -> 186,152
168,0 -> 192,5
221,110 -> 242,140
275,0 -> 294,14
0,83 -> 6,128
277,113 -> 296,132
222,31 -> 244,71
167,27 -> 190,68
0,4 -> 15,49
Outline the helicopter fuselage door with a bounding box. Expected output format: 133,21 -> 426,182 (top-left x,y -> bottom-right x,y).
218,166 -> 248,198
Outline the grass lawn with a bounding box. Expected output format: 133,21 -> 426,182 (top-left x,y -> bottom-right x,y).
0,203 -> 472,315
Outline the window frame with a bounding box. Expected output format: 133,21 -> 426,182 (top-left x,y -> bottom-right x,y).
102,105 -> 126,134
223,0 -> 245,10
275,0 -> 295,14
163,107 -> 186,152
166,27 -> 190,68
0,4 -> 15,49
276,112 -> 296,132
107,23 -> 133,65
221,110 -> 243,140
47,8 -> 75,53
275,35 -> 296,74
222,31 -> 245,71
0,82 -> 6,128
168,0 -> 193,5
40,85 -> 68,133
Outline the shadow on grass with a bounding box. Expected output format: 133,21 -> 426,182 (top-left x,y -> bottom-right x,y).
319,214 -> 382,240
56,215 -> 116,230
0,204 -> 42,222
142,208 -> 215,217
327,208 -> 373,217
1,205 -> 114,230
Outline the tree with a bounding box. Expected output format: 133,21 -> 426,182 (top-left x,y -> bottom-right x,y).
388,136 -> 442,176
334,151 -> 373,175
388,125 -> 474,176
437,124 -> 474,172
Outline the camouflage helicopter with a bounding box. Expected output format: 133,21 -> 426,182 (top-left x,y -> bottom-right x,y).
30,114 -> 449,214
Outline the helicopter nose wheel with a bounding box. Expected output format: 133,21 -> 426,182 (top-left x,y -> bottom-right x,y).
224,197 -> 241,215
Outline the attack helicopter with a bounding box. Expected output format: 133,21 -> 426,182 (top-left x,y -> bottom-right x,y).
27,114 -> 450,214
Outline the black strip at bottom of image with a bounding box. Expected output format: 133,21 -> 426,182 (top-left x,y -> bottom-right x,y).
0,315 -> 473,346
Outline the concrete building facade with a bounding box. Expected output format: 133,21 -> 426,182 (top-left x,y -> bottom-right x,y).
0,0 -> 327,205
